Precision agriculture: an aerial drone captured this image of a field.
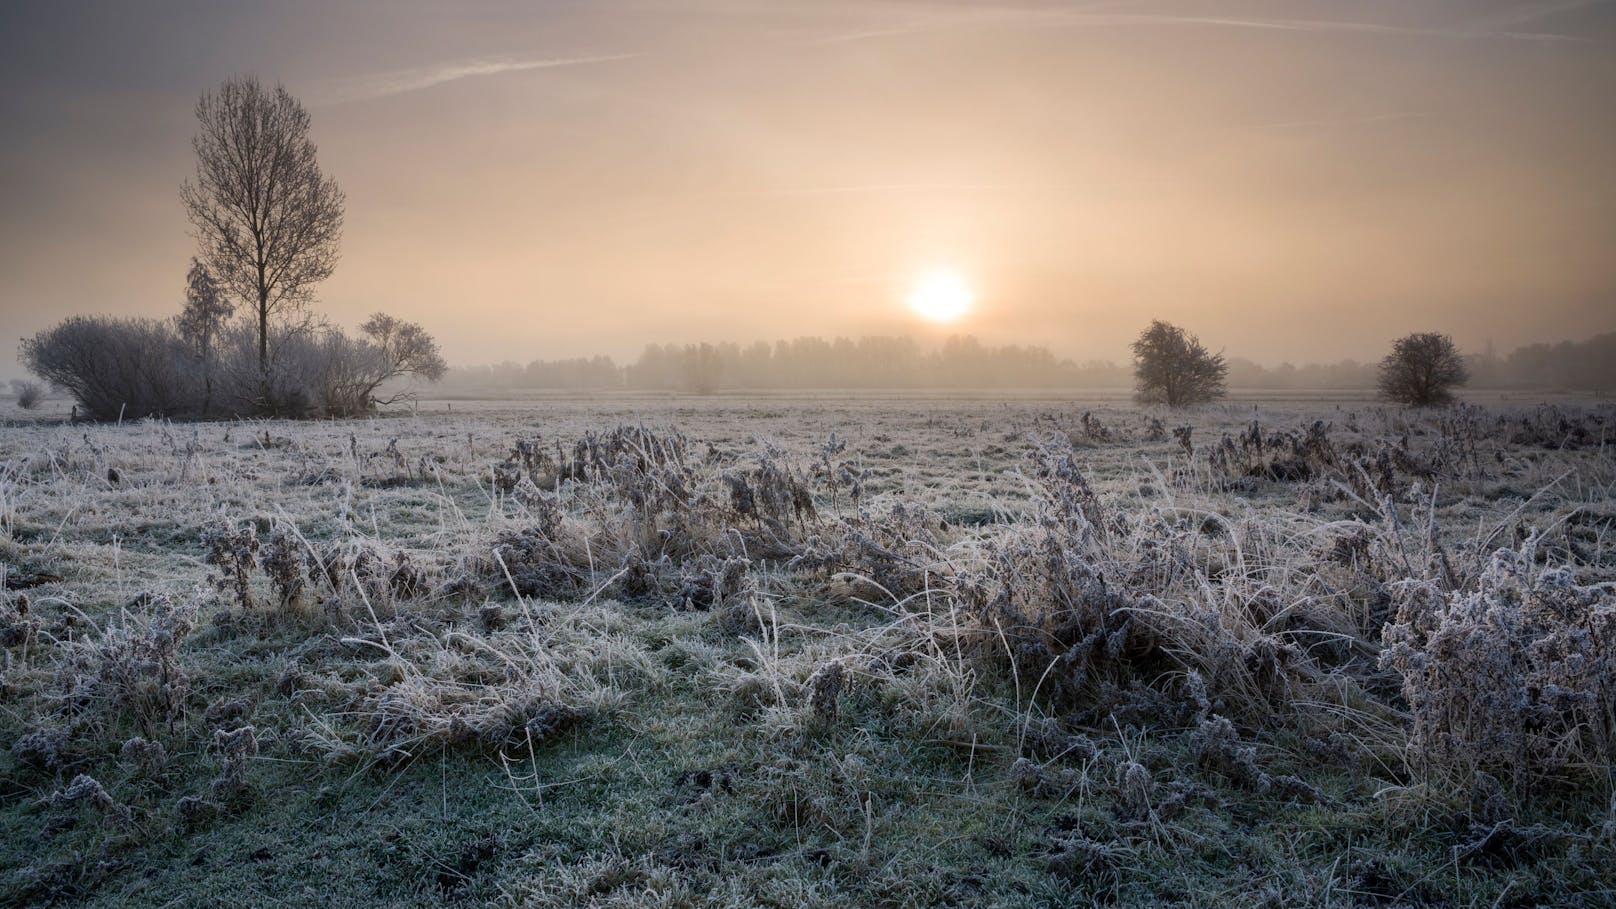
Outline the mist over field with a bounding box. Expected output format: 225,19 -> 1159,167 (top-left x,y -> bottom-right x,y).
4,0 -> 1616,377
3,3 -> 1616,908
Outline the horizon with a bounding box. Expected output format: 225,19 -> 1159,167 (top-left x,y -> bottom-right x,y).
4,1 -> 1616,378
440,327 -> 1607,375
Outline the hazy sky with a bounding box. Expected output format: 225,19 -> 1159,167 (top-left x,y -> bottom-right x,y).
3,0 -> 1615,374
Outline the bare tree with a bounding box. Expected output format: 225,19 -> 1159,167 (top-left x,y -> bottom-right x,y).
1131,320 -> 1227,406
175,258 -> 233,413
356,313 -> 447,405
181,76 -> 344,406
1378,332 -> 1468,406
297,314 -> 448,416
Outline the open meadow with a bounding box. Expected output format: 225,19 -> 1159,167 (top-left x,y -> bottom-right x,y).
1,394 -> 1613,907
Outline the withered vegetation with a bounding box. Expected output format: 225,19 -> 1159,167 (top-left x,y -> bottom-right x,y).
0,396 -> 1612,907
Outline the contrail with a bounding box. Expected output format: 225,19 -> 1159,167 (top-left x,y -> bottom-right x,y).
316,53 -> 639,105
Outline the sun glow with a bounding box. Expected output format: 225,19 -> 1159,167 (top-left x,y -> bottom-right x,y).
906,268 -> 973,323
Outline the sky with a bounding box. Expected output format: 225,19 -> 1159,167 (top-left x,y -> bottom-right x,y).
3,0 -> 1615,374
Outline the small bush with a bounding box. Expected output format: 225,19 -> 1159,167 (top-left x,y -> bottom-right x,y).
202,518 -> 259,611
10,379 -> 43,410
80,596 -> 198,734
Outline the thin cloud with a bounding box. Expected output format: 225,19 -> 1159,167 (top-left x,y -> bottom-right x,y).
760,181 -> 1085,196
316,53 -> 639,104
1461,0 -> 1614,33
802,1 -> 1126,45
1247,111 -> 1429,131
1089,13 -> 1596,43
810,6 -> 1600,46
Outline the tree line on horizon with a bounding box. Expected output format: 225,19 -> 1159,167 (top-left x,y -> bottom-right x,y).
440,330 -> 1616,396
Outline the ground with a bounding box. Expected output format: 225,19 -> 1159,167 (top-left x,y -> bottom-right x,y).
1,391 -> 1612,907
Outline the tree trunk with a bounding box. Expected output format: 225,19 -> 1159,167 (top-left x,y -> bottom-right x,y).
202,336 -> 213,416
258,287 -> 270,411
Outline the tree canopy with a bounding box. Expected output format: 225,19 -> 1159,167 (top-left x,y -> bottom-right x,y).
1378,332 -> 1469,406
1131,321 -> 1227,407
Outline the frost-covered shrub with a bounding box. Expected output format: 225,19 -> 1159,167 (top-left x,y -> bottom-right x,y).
1,593 -> 40,648
200,514 -> 437,623
956,436 -> 1323,726
259,522 -> 307,607
12,726 -> 75,773
119,736 -> 168,779
49,774 -> 133,829
1114,760 -> 1154,818
1205,419 -> 1339,486
21,316 -> 197,421
1381,543 -> 1615,791
788,501 -> 944,599
723,449 -> 818,542
805,659 -> 845,724
63,595 -> 198,734
1504,404 -> 1612,451
211,725 -> 259,806
20,316 -> 443,420
484,428 -> 789,604
202,518 -> 259,610
10,379 -> 43,410
305,533 -> 426,611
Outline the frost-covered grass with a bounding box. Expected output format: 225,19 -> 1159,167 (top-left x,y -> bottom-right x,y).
1,394 -> 1613,907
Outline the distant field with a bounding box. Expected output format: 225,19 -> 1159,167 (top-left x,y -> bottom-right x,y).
409,386 -> 1609,409
6,385 -> 1607,421
1,396 -> 1612,907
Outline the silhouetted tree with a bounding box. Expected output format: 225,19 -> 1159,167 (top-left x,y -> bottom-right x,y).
1499,332 -> 1616,393
352,313 -> 448,407
682,343 -> 723,394
175,258 -> 233,411
1378,332 -> 1468,406
1131,320 -> 1227,406
181,76 -> 344,405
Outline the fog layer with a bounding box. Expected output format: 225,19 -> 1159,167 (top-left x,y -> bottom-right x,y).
3,0 -> 1614,374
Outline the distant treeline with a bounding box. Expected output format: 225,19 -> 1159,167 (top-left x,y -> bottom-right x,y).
439,332 -> 1616,393
447,337 -> 1128,390
1468,333 -> 1616,393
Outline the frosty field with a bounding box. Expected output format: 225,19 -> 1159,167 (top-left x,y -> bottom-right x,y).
1,394 -> 1613,907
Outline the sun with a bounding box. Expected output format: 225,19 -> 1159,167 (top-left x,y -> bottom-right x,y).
906,268 -> 973,323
